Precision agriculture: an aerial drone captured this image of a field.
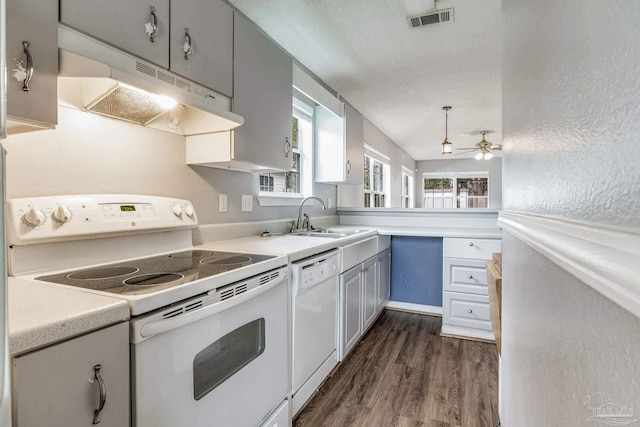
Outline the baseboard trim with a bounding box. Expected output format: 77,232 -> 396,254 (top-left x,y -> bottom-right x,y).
441,324 -> 495,343
385,301 -> 443,316
498,211 -> 640,317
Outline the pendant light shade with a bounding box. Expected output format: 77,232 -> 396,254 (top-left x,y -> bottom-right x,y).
441,106 -> 453,155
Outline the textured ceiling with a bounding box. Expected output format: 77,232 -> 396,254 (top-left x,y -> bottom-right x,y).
228,0 -> 502,160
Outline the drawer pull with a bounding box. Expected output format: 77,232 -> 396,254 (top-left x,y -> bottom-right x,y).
468,275 -> 474,280
146,6 -> 158,43
93,364 -> 107,424
468,242 -> 474,247
467,309 -> 473,314
183,28 -> 193,60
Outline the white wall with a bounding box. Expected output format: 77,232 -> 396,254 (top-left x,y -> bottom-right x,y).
501,1 -> 640,425
415,158 -> 502,208
338,118 -> 416,208
2,106 -> 337,224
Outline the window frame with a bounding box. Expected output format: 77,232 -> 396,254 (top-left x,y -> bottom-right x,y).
422,171 -> 490,209
401,167 -> 415,208
364,145 -> 391,208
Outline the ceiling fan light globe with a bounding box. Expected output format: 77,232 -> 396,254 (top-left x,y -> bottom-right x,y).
474,152 -> 484,160
484,152 -> 494,160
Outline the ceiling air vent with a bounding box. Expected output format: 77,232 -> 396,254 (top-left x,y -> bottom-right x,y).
408,8 -> 454,28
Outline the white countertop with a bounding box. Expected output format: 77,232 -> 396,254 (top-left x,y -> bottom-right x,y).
203,225 -> 501,261
373,226 -> 502,239
7,223 -> 499,356
203,229 -> 378,262
8,278 -> 130,356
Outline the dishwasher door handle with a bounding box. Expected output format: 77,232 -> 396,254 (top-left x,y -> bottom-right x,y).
138,274 -> 286,339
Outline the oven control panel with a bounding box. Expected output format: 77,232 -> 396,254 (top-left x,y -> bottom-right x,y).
7,194 -> 198,245
99,203 -> 157,221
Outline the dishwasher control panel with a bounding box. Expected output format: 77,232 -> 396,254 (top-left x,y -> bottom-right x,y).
291,250 -> 341,296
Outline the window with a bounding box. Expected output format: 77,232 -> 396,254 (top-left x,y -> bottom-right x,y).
259,100 -> 312,197
422,172 -> 489,208
364,146 -> 390,208
401,168 -> 414,208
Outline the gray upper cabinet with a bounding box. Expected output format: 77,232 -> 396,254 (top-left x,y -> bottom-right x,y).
170,0 -> 233,97
232,12 -> 293,172
60,0 -> 170,68
315,102 -> 364,185
6,0 -> 58,132
344,103 -> 365,184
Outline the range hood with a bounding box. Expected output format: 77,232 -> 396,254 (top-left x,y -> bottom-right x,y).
58,25 -> 243,135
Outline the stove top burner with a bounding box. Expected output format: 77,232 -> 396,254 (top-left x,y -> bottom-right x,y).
124,273 -> 185,286
67,266 -> 139,280
36,249 -> 277,296
201,255 -> 252,266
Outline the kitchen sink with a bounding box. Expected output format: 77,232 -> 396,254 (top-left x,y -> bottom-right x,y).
292,232 -> 346,238
290,228 -> 369,238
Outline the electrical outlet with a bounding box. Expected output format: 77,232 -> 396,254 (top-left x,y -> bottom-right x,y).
219,194 -> 228,213
241,194 -> 253,212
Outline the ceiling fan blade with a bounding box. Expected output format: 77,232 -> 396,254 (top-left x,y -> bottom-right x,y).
456,147 -> 478,150
490,145 -> 503,150
453,151 -> 472,156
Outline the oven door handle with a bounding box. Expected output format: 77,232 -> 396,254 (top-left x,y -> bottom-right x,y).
138,273 -> 286,339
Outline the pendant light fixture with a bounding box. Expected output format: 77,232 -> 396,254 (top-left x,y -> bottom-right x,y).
441,106 -> 453,155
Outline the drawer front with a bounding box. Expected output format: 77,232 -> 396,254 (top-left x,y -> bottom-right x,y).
443,238 -> 502,260
341,236 -> 378,272
443,292 -> 492,331
443,259 -> 489,295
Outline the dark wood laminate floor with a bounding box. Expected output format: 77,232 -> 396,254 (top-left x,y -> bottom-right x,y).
293,310 -> 499,427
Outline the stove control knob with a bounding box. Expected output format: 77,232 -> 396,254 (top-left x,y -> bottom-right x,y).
171,204 -> 183,217
52,206 -> 72,224
184,205 -> 194,218
23,207 -> 46,227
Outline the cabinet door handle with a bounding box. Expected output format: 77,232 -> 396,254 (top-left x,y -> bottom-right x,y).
346,160 -> 352,174
468,242 -> 474,247
146,6 -> 158,42
284,137 -> 291,158
93,364 -> 107,424
468,275 -> 474,280
467,309 -> 473,314
21,42 -> 33,92
183,28 -> 193,60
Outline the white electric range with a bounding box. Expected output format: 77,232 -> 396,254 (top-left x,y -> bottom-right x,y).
7,194 -> 290,427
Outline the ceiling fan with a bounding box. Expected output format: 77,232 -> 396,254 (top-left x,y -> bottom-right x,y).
455,131 -> 502,160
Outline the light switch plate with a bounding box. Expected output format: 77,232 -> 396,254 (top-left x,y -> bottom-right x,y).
241,195 -> 253,212
219,194 -> 228,213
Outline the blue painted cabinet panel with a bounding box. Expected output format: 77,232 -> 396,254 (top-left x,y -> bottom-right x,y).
390,236 -> 443,306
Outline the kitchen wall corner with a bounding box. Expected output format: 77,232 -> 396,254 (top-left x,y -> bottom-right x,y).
2,106 -> 337,224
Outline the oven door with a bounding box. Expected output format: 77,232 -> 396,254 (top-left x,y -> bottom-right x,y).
131,272 -> 288,427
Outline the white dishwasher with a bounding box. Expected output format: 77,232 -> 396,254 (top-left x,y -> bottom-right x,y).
291,249 -> 341,415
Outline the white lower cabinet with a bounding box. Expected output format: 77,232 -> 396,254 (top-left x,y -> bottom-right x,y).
442,237 -> 501,341
12,322 -> 130,427
340,265 -> 363,360
339,236 -> 390,361
259,400 -> 289,427
362,256 -> 378,331
376,248 -> 391,312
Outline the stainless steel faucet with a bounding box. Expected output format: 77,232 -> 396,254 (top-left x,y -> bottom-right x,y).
296,196 -> 326,231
